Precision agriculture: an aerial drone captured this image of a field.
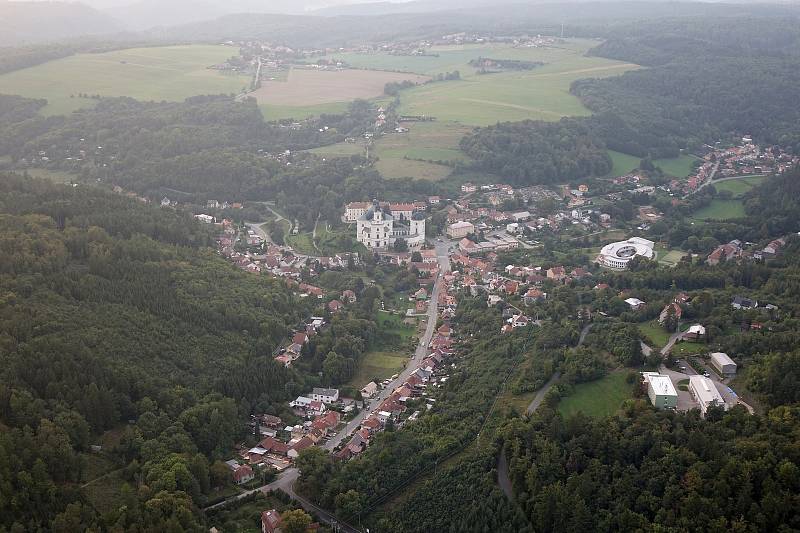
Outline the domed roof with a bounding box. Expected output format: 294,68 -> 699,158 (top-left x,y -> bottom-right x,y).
412,211 -> 426,221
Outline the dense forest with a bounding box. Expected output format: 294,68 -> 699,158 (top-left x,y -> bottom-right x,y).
0,94 -> 439,230
0,174 -> 313,531
460,119 -> 612,186
460,16 -> 800,184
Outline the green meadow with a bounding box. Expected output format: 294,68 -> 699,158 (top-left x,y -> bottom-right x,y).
712,175 -> 768,197
557,372 -> 631,418
606,150 -> 699,178
0,45 -> 250,115
691,199 -> 747,221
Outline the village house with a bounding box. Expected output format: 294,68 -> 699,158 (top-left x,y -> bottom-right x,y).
261,509 -> 281,533
659,302 -> 683,324
546,266 -> 566,281
311,387 -> 339,404
524,288 -> 547,305
328,299 -> 344,313
360,381 -> 378,398
342,289 -> 357,303
707,241 -> 742,265
226,461 -> 255,485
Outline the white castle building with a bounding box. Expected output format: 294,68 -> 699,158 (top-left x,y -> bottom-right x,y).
355,200 -> 426,250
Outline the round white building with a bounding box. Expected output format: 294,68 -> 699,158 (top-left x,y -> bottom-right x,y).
598,237 -> 655,269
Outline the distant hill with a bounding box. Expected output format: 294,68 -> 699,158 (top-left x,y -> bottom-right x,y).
0,1 -> 124,46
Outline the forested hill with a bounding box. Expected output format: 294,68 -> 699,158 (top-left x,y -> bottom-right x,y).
574,16 -> 800,156
0,174 -> 310,530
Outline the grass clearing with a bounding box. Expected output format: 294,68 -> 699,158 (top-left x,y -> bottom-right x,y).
12,167 -> 77,183
639,321 -> 671,350
654,154 -> 699,178
606,150 -> 641,177
348,350 -> 409,389
712,176 -> 768,197
0,45 -> 250,115
375,157 -> 453,181
83,468 -> 127,514
308,141 -> 365,158
252,68 -> 428,106
557,372 -> 631,418
691,199 -> 746,221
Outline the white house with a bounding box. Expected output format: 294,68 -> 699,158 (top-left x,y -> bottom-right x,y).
311,388 -> 339,404
290,396 -> 312,409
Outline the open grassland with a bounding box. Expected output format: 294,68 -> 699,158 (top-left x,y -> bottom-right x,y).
348,350 -> 409,389
0,45 -> 249,115
639,321 -> 672,350
691,199 -> 746,221
557,372 -> 631,418
252,67 -> 428,106
606,150 -> 642,177
12,167 -> 77,183
606,151 -> 699,178
308,141 -> 365,158
655,154 -> 700,178
712,175 -> 768,197
375,156 -> 453,181
372,120 -> 471,180
260,101 -> 351,120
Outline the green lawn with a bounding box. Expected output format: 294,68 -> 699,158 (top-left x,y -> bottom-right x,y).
259,101 -> 350,120
712,176 -> 768,197
691,199 -> 746,221
654,154 -> 699,178
605,151 -> 699,179
606,150 -> 641,177
285,231 -> 317,255
308,142 -> 365,158
557,372 -> 631,418
348,350 -> 409,389
639,321 -> 671,350
375,310 -> 416,340
12,167 -> 77,183
0,45 -> 250,115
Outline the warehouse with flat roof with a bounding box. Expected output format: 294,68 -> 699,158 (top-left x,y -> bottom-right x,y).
689,375 -> 727,417
710,352 -> 737,378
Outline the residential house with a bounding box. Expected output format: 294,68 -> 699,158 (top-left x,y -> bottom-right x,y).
546,266 -> 566,282
360,381 -> 378,398
707,242 -> 742,265
524,288 -> 547,305
228,463 -> 254,485
261,510 -> 282,533
342,290 -> 357,303
328,299 -> 344,313
732,295 -> 758,310
659,302 -> 683,324
685,324 -> 706,340
625,297 -> 647,311
311,388 -> 339,404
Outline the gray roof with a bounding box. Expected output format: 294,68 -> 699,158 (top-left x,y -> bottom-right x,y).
312,387 -> 339,397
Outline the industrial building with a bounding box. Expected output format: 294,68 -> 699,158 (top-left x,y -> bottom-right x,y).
643,372 -> 678,409
710,352 -> 737,378
689,375 -> 727,417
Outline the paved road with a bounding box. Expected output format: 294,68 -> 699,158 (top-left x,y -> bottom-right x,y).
661,330 -> 686,355
207,467 -> 362,532
323,240 -> 450,451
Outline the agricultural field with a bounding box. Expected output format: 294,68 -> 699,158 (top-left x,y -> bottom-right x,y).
252,68 -> 427,117
0,45 -> 250,115
372,121 -> 472,180
557,372 -> 632,418
691,199 -> 747,221
308,141 -> 365,158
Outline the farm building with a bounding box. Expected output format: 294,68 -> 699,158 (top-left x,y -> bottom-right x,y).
710,352 -> 737,378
